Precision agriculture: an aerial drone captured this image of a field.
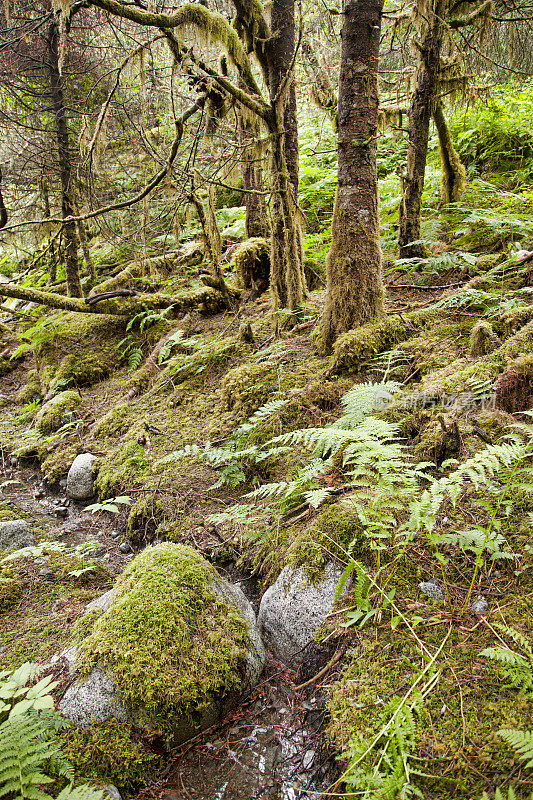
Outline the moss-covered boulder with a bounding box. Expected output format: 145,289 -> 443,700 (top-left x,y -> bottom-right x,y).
59,544 -> 264,741
34,390 -> 81,434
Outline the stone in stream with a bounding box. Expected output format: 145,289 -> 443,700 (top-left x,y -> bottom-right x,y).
66,453 -> 98,500
257,562 -> 344,665
0,519 -> 33,552
59,543 -> 265,741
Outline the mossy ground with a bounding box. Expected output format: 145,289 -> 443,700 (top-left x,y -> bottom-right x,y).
0,200 -> 531,797
0,550 -> 112,669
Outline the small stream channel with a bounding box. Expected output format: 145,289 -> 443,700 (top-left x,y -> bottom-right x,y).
3,457 -> 340,800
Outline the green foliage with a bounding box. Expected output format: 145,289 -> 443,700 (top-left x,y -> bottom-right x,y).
480,624 -> 533,695
341,652 -> 444,800
62,720 -> 161,791
497,729 -> 533,770
84,496 -> 131,515
451,81 -> 533,175
0,663 -> 101,800
157,330 -> 199,364
116,335 -> 143,373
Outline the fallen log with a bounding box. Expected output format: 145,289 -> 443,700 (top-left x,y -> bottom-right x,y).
0,281 -> 227,316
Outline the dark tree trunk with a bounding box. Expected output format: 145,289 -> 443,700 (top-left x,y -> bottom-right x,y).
237,78 -> 271,239
40,177 -> 57,284
266,0 -> 299,198
46,20 -> 82,297
317,0 -> 384,353
264,0 -> 306,327
433,101 -> 466,205
398,0 -> 444,259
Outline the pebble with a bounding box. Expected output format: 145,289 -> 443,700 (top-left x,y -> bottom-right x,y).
55,506 -> 69,518
303,750 -> 315,769
119,542 -> 132,554
418,580 -> 444,601
111,532 -> 121,541
471,596 -> 488,617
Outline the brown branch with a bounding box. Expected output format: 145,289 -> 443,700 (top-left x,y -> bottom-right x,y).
0,100 -> 203,232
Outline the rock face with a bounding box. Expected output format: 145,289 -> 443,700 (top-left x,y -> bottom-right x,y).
59,544 -> 265,740
66,453 -> 98,500
0,520 -> 33,552
258,563 -> 343,665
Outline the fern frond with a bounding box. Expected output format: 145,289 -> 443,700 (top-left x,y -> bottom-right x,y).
498,729 -> 533,769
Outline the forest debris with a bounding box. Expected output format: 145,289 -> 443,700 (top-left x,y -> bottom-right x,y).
469,320 -> 501,357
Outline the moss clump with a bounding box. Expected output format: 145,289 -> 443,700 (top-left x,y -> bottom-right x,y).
232,237 -> 270,294
469,320 -> 502,357
95,440 -> 150,497
0,578 -> 23,612
32,312 -> 129,393
34,390 -> 81,434
286,502 -> 370,577
219,362 -> 275,416
331,314 -> 409,373
127,495 -> 167,545
92,405 -> 132,439
77,543 -> 249,725
328,624 -> 533,799
62,720 -> 161,791
14,371 -> 42,405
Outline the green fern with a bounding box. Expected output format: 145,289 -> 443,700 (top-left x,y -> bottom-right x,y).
480,788 -> 518,800
0,663 -> 103,800
497,729 -> 533,769
480,624 -> 533,694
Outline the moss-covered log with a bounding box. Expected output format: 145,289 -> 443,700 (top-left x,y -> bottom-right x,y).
0,282 -> 227,316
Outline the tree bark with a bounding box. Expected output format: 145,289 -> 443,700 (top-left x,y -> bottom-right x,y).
46,19 -> 82,297
239,113 -> 271,239
317,0 -> 385,353
264,0 -> 306,327
398,0 -> 444,259
433,100 -> 466,205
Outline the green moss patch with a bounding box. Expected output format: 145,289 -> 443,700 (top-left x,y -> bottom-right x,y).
328,622 -> 533,799
34,390 -> 81,434
62,720 -> 162,792
77,543 -> 249,723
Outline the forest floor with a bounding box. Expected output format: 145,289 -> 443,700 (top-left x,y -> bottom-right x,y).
0,127 -> 533,799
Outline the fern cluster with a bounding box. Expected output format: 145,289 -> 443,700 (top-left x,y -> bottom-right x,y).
0,663 -> 102,800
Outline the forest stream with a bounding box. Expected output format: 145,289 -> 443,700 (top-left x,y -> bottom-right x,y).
1,458 -> 340,800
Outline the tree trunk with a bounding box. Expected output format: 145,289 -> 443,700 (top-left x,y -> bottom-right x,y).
398,0 -> 444,259
317,0 -> 385,353
239,115 -> 271,239
264,0 -> 306,328
40,177 -> 57,284
46,19 -> 82,298
433,100 -> 466,205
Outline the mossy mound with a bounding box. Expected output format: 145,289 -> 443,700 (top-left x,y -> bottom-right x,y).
76,543 -> 250,727
219,362 -> 276,416
62,719 -> 162,791
0,577 -> 23,612
34,390 -> 81,434
328,625 -> 533,799
33,312 -> 128,393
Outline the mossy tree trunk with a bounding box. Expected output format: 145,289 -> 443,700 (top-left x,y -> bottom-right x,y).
317,0 -> 385,353
398,0 -> 445,259
433,100 -> 466,205
239,116 -> 271,239
264,0 -> 307,328
47,19 -> 82,298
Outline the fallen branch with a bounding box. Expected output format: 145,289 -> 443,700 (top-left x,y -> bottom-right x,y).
0,280 -> 227,316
